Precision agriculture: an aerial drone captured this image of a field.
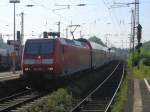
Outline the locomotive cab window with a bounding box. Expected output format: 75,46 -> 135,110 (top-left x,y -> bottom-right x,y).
24,39 -> 55,55
24,43 -> 39,54
40,41 -> 55,54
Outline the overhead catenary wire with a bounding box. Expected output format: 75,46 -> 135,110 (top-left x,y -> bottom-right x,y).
101,0 -> 131,48
26,0 -> 74,38
30,0 -> 125,40
101,0 -> 123,44
109,0 -> 130,36
101,0 -> 120,32
105,0 -> 126,33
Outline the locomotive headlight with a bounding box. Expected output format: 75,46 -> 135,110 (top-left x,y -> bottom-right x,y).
48,67 -> 53,71
25,68 -> 29,71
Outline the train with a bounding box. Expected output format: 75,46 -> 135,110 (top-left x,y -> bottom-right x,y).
0,48 -> 10,70
21,34 -> 115,86
0,38 -> 22,71
0,38 -> 14,71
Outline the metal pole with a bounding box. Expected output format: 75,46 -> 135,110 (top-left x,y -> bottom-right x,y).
13,2 -> 16,73
105,35 -> 107,46
58,21 -> 60,37
122,40 -> 123,49
21,12 -> 24,45
135,0 -> 139,26
14,3 -> 16,41
130,10 -> 133,53
132,9 -> 135,66
66,27 -> 68,38
80,31 -> 82,38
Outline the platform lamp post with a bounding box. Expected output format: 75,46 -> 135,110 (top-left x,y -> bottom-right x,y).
9,0 -> 20,73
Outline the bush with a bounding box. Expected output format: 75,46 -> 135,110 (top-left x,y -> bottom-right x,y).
142,58 -> 150,66
19,88 -> 72,112
47,88 -> 72,112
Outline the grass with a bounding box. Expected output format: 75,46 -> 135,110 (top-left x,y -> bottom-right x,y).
112,57 -> 150,112
129,65 -> 150,79
127,50 -> 150,79
128,57 -> 150,79
111,77 -> 128,112
19,88 -> 72,112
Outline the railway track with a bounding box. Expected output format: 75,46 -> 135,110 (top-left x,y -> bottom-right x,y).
70,62 -> 125,112
0,89 -> 46,112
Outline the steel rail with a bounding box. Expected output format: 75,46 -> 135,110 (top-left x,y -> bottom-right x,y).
70,62 -> 121,112
0,89 -> 42,112
0,89 -> 32,103
104,63 -> 125,112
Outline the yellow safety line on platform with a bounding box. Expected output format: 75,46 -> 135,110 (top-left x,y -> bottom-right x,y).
144,78 -> 150,93
0,75 -> 19,79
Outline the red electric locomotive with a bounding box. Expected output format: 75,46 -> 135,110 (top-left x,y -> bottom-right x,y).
22,36 -> 91,82
21,32 -> 114,87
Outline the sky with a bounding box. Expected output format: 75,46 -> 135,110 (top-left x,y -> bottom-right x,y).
0,0 -> 149,48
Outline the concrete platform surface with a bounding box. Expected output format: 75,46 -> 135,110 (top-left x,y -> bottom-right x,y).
140,79 -> 150,112
125,78 -> 150,112
133,78 -> 150,112
0,71 -> 21,81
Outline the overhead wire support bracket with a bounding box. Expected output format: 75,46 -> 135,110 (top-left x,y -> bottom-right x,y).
53,3 -> 87,11
111,2 -> 140,9
69,25 -> 80,39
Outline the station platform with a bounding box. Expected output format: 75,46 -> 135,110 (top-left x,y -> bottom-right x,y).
125,78 -> 150,112
0,71 -> 21,81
